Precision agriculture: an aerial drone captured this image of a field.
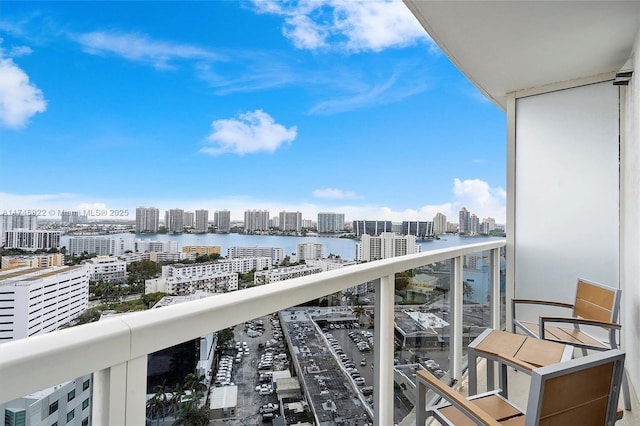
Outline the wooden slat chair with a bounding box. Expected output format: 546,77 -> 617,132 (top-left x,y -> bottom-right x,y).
511,278 -> 630,412
415,349 -> 625,426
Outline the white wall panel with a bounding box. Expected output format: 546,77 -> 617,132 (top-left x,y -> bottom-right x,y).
514,82 -> 619,308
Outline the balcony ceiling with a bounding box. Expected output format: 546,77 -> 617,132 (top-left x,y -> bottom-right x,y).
404,1 -> 640,110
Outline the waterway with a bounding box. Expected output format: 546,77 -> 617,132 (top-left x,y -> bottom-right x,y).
60,233 -> 504,261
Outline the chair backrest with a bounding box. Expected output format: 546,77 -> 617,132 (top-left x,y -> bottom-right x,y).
573,278 -> 621,323
526,349 -> 625,426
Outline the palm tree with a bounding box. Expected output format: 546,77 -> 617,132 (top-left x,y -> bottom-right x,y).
147,382 -> 170,425
173,399 -> 210,426
169,383 -> 185,417
352,304 -> 366,325
183,372 -> 207,399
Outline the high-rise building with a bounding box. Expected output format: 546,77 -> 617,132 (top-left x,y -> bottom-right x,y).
297,243 -> 324,261
135,207 -> 159,233
183,211 -> 195,229
61,211 -> 88,225
458,207 -> 470,234
165,209 -> 184,233
317,212 -> 345,233
279,211 -> 302,232
213,210 -> 231,233
356,232 -> 421,262
433,213 -> 447,235
244,210 -> 270,232
195,209 -> 209,233
352,220 -> 393,236
482,217 -> 496,234
0,214 -> 38,246
4,230 -> 60,251
470,213 -> 480,235
401,221 -> 434,238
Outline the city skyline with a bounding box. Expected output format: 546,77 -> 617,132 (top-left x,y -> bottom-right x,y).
0,1 -> 506,224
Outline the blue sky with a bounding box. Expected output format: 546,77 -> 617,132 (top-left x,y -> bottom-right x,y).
0,1 -> 506,224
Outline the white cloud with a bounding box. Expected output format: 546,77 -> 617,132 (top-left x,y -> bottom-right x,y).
9,46 -> 32,57
74,31 -> 217,69
200,110 -> 297,155
252,0 -> 430,53
0,56 -> 46,129
313,188 -> 358,200
451,178 -> 506,222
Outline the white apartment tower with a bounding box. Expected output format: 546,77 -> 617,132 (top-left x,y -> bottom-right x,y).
213,210 -> 231,233
356,232 -> 421,262
297,243 -> 324,261
165,209 -> 184,233
4,230 -> 60,252
183,211 -> 195,229
433,212 -> 447,235
244,210 -> 270,232
195,209 -> 209,233
317,212 -> 345,233
0,214 -> 38,246
279,211 -> 302,232
135,207 -> 159,233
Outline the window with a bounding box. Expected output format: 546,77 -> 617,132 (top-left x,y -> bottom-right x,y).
66,410 -> 74,423
67,389 -> 75,402
82,398 -> 89,410
48,401 -> 58,415
81,419 -> 88,426
82,379 -> 90,391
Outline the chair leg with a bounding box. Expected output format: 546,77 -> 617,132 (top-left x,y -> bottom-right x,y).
622,369 -> 632,411
416,379 -> 428,426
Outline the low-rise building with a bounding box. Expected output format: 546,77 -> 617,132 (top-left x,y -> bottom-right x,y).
1,253 -> 64,270
145,271 -> 238,294
87,256 -> 127,283
254,265 -> 322,286
182,245 -> 221,257
209,385 -> 237,421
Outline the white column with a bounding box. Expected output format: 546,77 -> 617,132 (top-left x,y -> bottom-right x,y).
450,256 -> 463,381
490,248 -> 501,330
374,274 -> 395,426
92,356 -> 147,425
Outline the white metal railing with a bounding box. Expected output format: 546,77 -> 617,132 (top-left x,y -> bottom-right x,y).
0,240 -> 505,425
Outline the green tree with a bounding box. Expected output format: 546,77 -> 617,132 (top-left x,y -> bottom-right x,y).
172,400 -> 210,426
217,328 -> 234,347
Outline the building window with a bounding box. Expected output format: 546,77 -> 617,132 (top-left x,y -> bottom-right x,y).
48,401 -> 58,415
66,409 -> 74,423
67,389 -> 75,402
82,379 -> 90,391
82,398 -> 89,410
81,419 -> 88,426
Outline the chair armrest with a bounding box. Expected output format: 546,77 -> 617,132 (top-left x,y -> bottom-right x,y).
416,370 -> 502,426
512,298 -> 574,309
494,353 -> 536,372
539,316 -> 621,330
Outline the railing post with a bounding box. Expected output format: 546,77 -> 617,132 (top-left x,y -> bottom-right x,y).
450,256 -> 463,382
490,248 -> 501,330
374,274 -> 395,426
92,356 -> 147,425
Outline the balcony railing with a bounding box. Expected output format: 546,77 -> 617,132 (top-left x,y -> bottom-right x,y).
0,240 -> 505,425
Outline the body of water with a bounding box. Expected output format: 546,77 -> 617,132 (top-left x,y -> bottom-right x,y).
61,233 -> 504,261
